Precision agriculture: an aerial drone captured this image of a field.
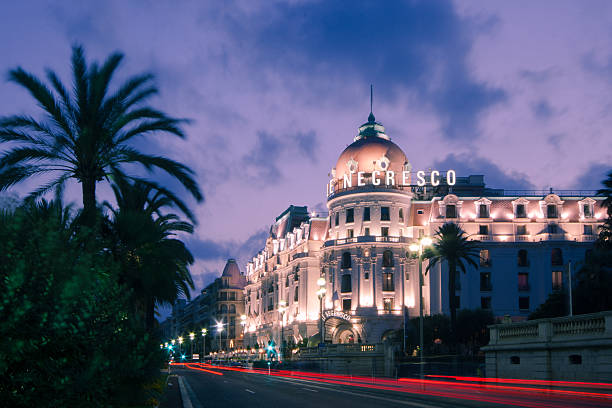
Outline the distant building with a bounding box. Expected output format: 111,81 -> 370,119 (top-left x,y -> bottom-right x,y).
242,111 -> 605,349
161,259 -> 247,352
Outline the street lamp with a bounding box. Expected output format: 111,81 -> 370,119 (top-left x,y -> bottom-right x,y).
189,332 -> 195,359
240,315 -> 247,347
409,236 -> 432,379
178,336 -> 184,355
316,277 -> 327,345
201,328 -> 208,361
216,321 -> 224,353
278,300 -> 287,361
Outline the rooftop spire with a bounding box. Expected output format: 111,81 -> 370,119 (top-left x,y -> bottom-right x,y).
368,84 -> 375,122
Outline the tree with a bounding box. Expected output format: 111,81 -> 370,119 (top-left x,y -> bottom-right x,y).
425,222 -> 480,348
0,45 -> 202,225
104,179 -> 195,330
597,170 -> 612,216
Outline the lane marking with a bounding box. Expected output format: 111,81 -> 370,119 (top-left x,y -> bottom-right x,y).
245,389 -> 255,394
302,387 -> 318,392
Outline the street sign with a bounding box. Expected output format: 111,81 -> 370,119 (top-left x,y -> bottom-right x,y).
192,354 -> 199,360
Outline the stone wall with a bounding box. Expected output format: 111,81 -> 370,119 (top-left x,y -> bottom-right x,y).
482,311 -> 612,381
297,343 -> 395,377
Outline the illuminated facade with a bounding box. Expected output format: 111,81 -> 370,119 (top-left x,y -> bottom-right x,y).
243,112 -> 605,348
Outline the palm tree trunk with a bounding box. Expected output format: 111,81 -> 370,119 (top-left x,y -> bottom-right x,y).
81,178 -> 96,226
448,260 -> 457,352
145,297 -> 156,332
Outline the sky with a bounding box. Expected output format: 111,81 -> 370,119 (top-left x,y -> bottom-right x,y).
1,1 -> 612,317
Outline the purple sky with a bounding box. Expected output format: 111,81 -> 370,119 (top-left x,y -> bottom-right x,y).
1,1 -> 612,316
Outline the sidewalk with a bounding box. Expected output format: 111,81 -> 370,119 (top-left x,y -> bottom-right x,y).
159,375 -> 182,408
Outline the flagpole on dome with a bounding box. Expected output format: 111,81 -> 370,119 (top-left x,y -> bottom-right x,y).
369,84 -> 375,123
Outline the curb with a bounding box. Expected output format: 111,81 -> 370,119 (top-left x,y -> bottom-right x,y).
178,375 -> 203,408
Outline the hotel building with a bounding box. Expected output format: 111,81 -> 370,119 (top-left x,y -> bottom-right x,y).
243,112 -> 605,349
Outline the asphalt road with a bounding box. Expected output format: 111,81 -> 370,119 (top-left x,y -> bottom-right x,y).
171,364 -> 612,408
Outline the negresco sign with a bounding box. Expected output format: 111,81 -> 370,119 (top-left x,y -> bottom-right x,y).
323,310 -> 352,321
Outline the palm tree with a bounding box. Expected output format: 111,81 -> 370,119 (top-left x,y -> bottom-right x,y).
597,170 -> 612,216
104,179 -> 194,330
0,45 -> 202,225
425,222 -> 480,348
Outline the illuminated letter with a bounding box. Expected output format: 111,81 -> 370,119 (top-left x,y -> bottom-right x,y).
386,170 -> 395,186
446,170 -> 456,186
372,170 -> 381,186
402,171 -> 410,186
343,173 -> 352,188
417,170 -> 426,187
357,171 -> 365,186
430,170 -> 440,186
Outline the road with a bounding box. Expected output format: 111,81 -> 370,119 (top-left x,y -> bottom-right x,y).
171,363 -> 612,408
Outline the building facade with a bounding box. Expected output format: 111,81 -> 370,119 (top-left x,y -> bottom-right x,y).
243,111 -> 605,349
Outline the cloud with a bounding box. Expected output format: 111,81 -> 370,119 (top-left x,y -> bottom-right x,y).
230,0 -> 506,141
531,99 -> 554,120
433,153 -> 534,190
582,51 -> 612,82
570,162 -> 611,190
518,67 -> 558,83
546,133 -> 564,150
186,228 -> 268,266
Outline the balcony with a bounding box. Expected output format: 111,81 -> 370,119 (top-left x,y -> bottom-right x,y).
324,235 -> 409,247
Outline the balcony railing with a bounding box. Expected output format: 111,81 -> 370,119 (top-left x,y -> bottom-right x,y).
324,235 -> 409,247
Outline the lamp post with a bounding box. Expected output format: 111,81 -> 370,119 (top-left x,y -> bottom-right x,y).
178,336 -> 184,359
216,321 -> 224,353
409,236 -> 432,379
240,314 -> 247,347
189,332 -> 195,360
278,300 -> 287,361
201,328 -> 208,361
316,277 -> 327,345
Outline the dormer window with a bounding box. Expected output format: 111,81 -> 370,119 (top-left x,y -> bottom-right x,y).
547,204 -> 558,218
516,204 -> 526,218
446,205 -> 457,218
579,199 -> 595,219
583,204 -> 591,218
479,204 -> 489,218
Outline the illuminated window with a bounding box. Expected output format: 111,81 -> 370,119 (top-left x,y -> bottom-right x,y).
446,205 -> 457,218
346,208 -> 354,223
383,298 -> 394,312
381,207 -> 390,221
381,227 -> 389,237
363,207 -> 370,221
551,248 -> 563,266
547,204 -> 558,218
479,249 -> 490,266
518,273 -> 529,291
516,204 -> 526,218
341,274 -> 352,293
552,271 -> 563,291
382,250 -> 394,267
342,252 -> 352,269
382,272 -> 394,291
342,298 -> 351,312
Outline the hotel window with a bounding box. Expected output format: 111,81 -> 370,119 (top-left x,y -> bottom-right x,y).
548,223 -> 558,234
335,212 -> 339,226
446,204 -> 457,218
347,229 -> 354,238
382,272 -> 394,291
363,207 -> 370,221
479,204 -> 489,218
583,204 -> 592,218
382,250 -> 394,267
552,271 -> 563,291
479,225 -> 489,235
364,271 -> 369,280
285,276 -> 290,287
381,226 -> 389,237
518,273 -> 529,291
346,208 -> 354,223
399,208 -> 404,222
329,215 -> 332,229
294,287 -> 299,302
229,304 -> 236,314
229,292 -> 236,301
480,272 -> 492,291
341,274 -> 352,293
342,252 -> 352,269
517,250 -> 528,267
547,204 -> 558,218
268,297 -> 274,311
519,296 -> 530,311
481,296 -> 492,310
516,204 -> 527,218
551,248 -> 563,266
417,209 -> 424,215
364,227 -> 370,236
294,271 -> 299,281
342,298 -> 351,312
584,224 -> 593,235
383,298 -> 394,312
479,249 -> 491,267
516,225 -> 527,235
381,206 -> 390,221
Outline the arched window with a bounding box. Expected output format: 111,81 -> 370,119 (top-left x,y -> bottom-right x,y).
547,204 -> 558,218
551,248 -> 563,266
517,249 -> 528,267
382,272 -> 394,291
220,304 -> 228,314
382,250 -> 394,267
341,274 -> 352,293
229,304 -> 236,314
342,252 -> 352,269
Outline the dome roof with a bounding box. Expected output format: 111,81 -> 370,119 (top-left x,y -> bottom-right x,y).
221,258 -> 241,278
334,114 -> 408,179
